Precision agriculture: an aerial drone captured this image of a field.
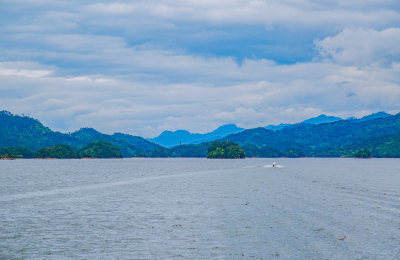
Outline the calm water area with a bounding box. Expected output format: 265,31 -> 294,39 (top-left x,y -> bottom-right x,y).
1,158 -> 400,259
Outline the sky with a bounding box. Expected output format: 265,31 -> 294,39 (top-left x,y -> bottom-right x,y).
1,0 -> 400,137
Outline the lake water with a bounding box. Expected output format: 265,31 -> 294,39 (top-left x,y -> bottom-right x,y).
1,158 -> 400,259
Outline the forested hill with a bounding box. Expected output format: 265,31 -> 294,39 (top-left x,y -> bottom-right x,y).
0,111 -> 163,157
224,113 -> 400,157
1,110 -> 400,158
265,112 -> 390,131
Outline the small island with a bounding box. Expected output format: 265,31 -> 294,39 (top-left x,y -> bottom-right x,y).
354,149 -> 372,158
206,141 -> 246,159
0,152 -> 19,160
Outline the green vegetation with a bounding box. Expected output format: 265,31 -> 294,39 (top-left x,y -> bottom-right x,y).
170,142 -> 209,157
35,144 -> 78,159
149,147 -> 171,157
1,152 -> 20,159
284,148 -> 306,158
0,146 -> 34,158
78,141 -> 123,158
373,135 -> 400,157
354,149 -> 372,158
1,110 -> 400,158
1,142 -> 122,159
0,111 -> 165,158
219,114 -> 400,158
206,141 -> 245,159
241,144 -> 281,158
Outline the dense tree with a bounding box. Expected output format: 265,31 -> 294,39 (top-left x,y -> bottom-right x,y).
35,144 -> 78,159
354,149 -> 372,158
1,152 -> 19,159
207,141 -> 245,159
148,147 -> 170,157
0,146 -> 34,158
170,142 -> 209,157
241,143 -> 281,158
370,134 -> 400,157
284,148 -> 306,158
78,141 -> 123,158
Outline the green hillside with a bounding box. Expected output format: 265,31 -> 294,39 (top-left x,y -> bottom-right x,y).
1,110 -> 400,158
0,111 -> 163,158
223,114 -> 400,157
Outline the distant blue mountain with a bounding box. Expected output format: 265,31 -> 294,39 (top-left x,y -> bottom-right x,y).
302,114 -> 342,124
266,114 -> 343,131
265,112 -> 392,131
347,112 -> 391,121
149,124 -> 244,147
357,111 -> 392,122
265,123 -> 292,131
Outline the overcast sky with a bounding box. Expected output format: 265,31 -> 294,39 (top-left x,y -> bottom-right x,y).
1,0 -> 400,137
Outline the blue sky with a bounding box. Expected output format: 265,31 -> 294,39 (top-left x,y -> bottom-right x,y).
1,0 -> 400,137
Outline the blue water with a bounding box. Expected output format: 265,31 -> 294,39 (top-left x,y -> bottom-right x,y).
1,158 -> 400,259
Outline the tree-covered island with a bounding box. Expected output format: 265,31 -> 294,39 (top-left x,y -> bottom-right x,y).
206,141 -> 246,159
354,149 -> 372,158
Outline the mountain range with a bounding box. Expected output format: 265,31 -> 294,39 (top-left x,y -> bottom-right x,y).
148,124 -> 244,147
1,110 -> 399,158
149,112 -> 391,146
223,112 -> 400,158
265,112 -> 391,130
0,111 -> 163,157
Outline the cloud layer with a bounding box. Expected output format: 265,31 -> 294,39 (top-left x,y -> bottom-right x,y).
0,1 -> 399,137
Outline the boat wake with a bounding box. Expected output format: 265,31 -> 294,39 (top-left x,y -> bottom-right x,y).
0,171 -> 203,202
263,163 -> 284,168
244,163 -> 285,169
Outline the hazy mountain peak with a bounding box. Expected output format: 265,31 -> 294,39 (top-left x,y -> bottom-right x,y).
149,124 -> 244,147
302,114 -> 342,124
266,114 -> 342,131
158,129 -> 191,137
0,110 -> 13,116
210,124 -> 244,134
358,111 -> 392,122
73,127 -> 101,135
265,123 -> 292,131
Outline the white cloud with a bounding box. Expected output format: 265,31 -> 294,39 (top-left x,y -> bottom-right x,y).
1,52 -> 399,137
1,1 -> 400,137
0,62 -> 53,78
83,3 -> 136,15
315,27 -> 400,66
80,1 -> 400,28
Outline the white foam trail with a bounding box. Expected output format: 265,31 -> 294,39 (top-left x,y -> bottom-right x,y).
263,164 -> 284,168
0,171 -> 201,202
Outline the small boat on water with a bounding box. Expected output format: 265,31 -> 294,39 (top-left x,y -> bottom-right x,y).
261,162 -> 284,168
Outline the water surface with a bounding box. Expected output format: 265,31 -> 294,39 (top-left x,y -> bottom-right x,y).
1,158 -> 400,259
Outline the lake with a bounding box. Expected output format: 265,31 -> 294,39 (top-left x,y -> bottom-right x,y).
1,158 -> 400,259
